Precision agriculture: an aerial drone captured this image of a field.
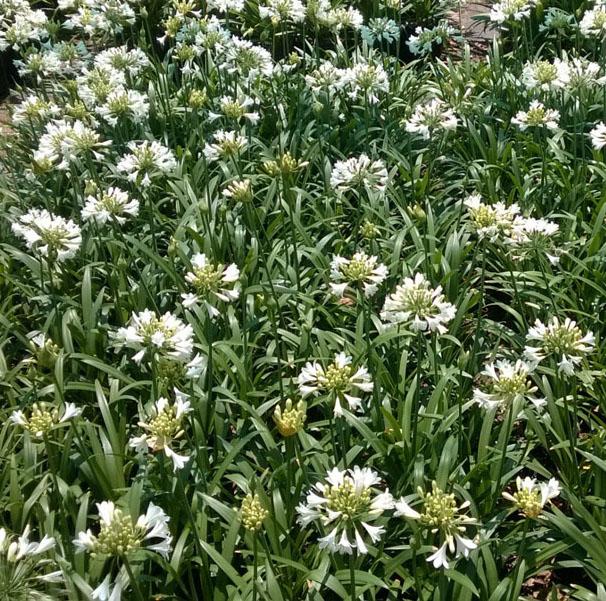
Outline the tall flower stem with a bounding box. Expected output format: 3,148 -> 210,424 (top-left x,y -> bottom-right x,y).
493,405 -> 514,511
411,332 -> 424,460
123,556 -> 145,601
252,535 -> 258,601
349,552 -> 356,600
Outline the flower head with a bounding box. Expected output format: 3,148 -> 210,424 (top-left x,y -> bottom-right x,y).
298,353 -> 373,416
330,154 -> 388,194
405,99 -> 458,140
473,359 -> 544,411
241,493 -> 269,531
181,253 -> 240,318
81,186 -> 139,226
521,59 -> 570,91
116,140 -> 177,187
580,2 -> 606,37
329,252 -> 388,299
203,130 -> 247,162
524,317 -> 594,376
11,402 -> 82,438
590,122 -> 606,150
297,467 -> 394,555
129,390 -> 192,471
502,476 -> 560,518
273,399 -> 306,437
395,482 -> 477,569
12,208 -> 81,262
490,0 -> 537,24
463,194 -> 520,241
512,101 -> 560,130
114,310 -> 194,365
74,501 -> 172,559
381,273 -> 456,334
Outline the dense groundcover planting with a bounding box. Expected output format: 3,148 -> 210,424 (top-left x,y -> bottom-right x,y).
2,0 -> 606,599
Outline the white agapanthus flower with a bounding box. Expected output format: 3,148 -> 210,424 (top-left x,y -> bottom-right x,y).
473,359 -> 544,411
579,2 -> 606,37
94,45 -> 150,76
304,61 -> 347,95
298,352 -> 373,416
590,121 -> 606,150
259,0 -> 306,23
407,21 -> 458,56
114,310 -> 194,365
210,94 -> 259,124
81,186 -> 139,225
381,273 -> 456,334
0,525 -> 55,561
506,216 -> 560,263
96,88 -> 149,126
206,0 -> 246,12
361,17 -> 400,45
503,476 -> 560,518
405,99 -> 458,139
74,501 -> 172,559
524,317 -> 595,376
330,154 -> 388,194
512,101 -> 560,130
220,37 -> 273,81
329,252 -> 388,299
395,482 -> 477,569
342,59 -> 389,104
33,119 -> 108,170
10,402 -> 82,438
12,208 -> 82,262
521,58 -> 570,91
12,94 -> 60,124
116,140 -> 177,187
490,0 -> 537,24
130,390 -> 193,471
181,253 -> 240,318
296,467 -> 394,555
464,194 -> 520,241
202,130 -> 248,162
92,570 -> 128,601
566,57 -> 606,89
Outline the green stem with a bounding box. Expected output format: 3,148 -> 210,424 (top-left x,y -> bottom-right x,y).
349,552 -> 356,601
123,556 -> 145,601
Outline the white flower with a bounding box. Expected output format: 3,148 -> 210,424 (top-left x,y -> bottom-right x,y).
182,253 -> 240,318
130,391 -> 193,471
12,209 -> 81,262
81,186 -> 139,226
512,101 -> 559,130
521,58 -> 570,91
116,140 -> 177,187
330,154 -> 388,194
502,476 -> 560,517
206,0 -> 245,13
113,310 -> 194,365
296,467 -> 393,555
259,0 -> 306,23
490,0 -> 537,24
524,317 -> 594,376
395,482 -> 477,569
73,501 -> 172,559
210,94 -> 259,124
342,59 -> 389,105
381,273 -> 456,334
94,45 -> 149,76
407,21 -> 458,56
305,61 -> 348,95
96,88 -> 149,127
405,99 -> 458,139
473,359 -> 544,411
202,130 -> 248,162
220,37 -> 273,81
580,2 -> 606,37
329,252 -> 388,298
12,94 -> 60,124
92,573 -> 124,601
361,18 -> 400,45
464,194 -> 520,241
298,352 -> 373,416
33,119 -> 108,170
10,401 -> 82,438
590,122 -> 606,150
